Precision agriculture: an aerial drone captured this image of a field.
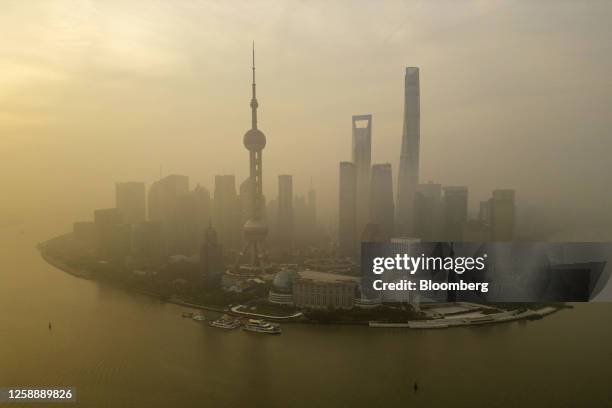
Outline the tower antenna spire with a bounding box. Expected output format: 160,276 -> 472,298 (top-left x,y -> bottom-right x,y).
252,41 -> 255,84
250,41 -> 258,129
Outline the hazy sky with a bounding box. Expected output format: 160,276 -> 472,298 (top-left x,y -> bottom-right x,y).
1,0 -> 611,225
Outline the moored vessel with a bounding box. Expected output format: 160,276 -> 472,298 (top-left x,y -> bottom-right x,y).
209,314 -> 243,329
242,319 -> 281,334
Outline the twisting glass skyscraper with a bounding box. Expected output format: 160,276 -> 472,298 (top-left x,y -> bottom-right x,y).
396,67 -> 420,235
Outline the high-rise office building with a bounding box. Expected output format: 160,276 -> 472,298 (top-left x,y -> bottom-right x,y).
292,188 -> 317,248
200,221 -> 224,285
294,194 -> 308,248
479,200 -> 491,225
413,190 -> 433,240
442,186 -> 468,241
147,181 -> 163,223
396,67 -> 420,235
132,221 -> 165,259
489,189 -> 516,241
191,184 -> 211,237
305,186 -> 317,245
307,186 -> 317,228
173,185 -> 211,255
94,208 -> 123,225
93,208 -> 129,259
463,219 -> 489,242
115,182 -> 146,224
174,194 -> 195,255
338,162 -> 357,256
239,177 -> 254,232
414,182 -> 442,241
266,197 -> 278,244
369,163 -> 394,239
147,175 -> 189,224
147,174 -> 189,253
352,114 -> 372,238
213,175 -> 241,249
277,175 -> 294,251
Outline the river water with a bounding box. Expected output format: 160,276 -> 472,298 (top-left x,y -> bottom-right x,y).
1,219 -> 611,407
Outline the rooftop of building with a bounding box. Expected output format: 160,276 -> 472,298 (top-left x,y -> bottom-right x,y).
297,270 -> 359,283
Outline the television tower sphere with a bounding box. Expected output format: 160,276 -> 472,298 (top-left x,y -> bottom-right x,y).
243,128 -> 266,151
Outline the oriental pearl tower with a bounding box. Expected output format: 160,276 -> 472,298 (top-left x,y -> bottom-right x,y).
237,43 -> 268,274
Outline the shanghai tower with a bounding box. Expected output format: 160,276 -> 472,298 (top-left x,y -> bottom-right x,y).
237,43 -> 268,273
396,67 -> 420,235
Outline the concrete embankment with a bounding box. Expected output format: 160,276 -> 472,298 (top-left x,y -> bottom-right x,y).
230,305 -> 304,321
369,307 -> 562,329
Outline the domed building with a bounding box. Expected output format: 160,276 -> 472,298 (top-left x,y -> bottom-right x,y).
268,268 -> 298,305
268,269 -> 360,310
273,269 -> 298,292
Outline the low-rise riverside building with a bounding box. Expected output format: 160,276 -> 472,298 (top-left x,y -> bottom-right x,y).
269,269 -> 359,310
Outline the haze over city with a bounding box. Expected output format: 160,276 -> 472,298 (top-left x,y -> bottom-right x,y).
1,0 -> 611,231
2,2 -> 612,407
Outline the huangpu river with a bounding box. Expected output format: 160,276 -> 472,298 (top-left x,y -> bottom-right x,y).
1,218 -> 611,407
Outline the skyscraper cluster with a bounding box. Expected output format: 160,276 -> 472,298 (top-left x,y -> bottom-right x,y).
338,67 -> 516,254
339,114 -> 397,255
148,174 -> 211,255
70,46 -> 326,289
71,54 -> 517,276
266,176 -> 318,253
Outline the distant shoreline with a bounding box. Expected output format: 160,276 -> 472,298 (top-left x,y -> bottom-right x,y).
39,240 -> 229,315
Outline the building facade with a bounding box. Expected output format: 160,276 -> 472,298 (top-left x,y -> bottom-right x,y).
352,114 -> 372,239
414,182 -> 442,241
147,174 -> 190,253
489,189 -> 516,241
277,175 -> 294,251
338,161 -> 357,256
442,186 -> 468,241
396,67 -> 420,235
269,270 -> 359,310
132,221 -> 165,259
115,182 -> 146,224
200,222 -> 224,285
213,175 -> 242,249
94,208 -> 129,259
369,163 -> 395,239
